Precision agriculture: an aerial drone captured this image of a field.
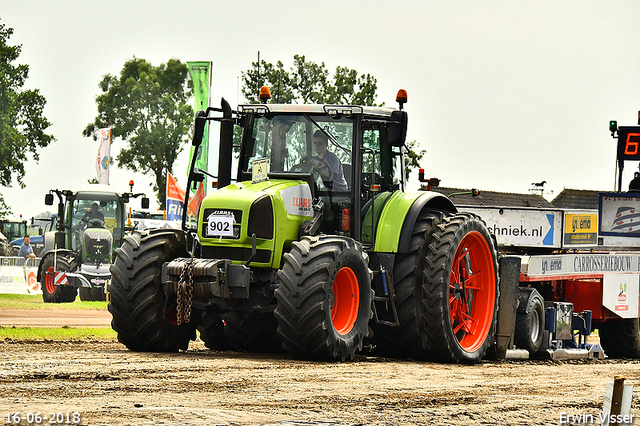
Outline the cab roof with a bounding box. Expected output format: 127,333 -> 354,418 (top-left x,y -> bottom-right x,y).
238,103 -> 397,119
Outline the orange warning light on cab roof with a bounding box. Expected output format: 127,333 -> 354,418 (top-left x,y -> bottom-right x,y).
396,89 -> 408,104
259,86 -> 271,101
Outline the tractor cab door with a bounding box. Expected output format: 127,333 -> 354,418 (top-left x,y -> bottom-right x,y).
358,121 -> 404,246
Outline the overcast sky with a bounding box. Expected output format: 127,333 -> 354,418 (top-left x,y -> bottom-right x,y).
2,0 -> 640,220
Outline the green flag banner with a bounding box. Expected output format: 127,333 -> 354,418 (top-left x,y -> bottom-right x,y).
187,61 -> 212,196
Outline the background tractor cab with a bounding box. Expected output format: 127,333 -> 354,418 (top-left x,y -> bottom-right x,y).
0,218 -> 28,242
39,184 -> 149,302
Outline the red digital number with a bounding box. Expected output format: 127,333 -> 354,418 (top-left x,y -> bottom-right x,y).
624,133 -> 640,156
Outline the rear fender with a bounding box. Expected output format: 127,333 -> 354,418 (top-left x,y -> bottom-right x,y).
374,191 -> 456,253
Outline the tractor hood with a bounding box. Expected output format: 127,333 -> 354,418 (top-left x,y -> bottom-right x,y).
197,179 -> 314,268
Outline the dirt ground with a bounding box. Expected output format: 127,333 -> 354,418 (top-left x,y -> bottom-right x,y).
1,310 -> 640,426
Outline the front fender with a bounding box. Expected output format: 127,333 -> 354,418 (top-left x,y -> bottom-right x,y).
37,249 -> 76,282
374,191 -> 456,253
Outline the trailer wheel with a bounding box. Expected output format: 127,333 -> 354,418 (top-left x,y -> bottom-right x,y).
514,287 -> 545,354
109,229 -> 197,352
222,311 -> 283,353
275,236 -> 373,361
197,310 -> 230,350
40,254 -> 78,303
369,210 -> 443,359
599,319 -> 640,358
422,213 -> 499,363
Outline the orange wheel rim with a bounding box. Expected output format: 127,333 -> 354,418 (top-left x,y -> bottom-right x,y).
45,266 -> 56,294
331,267 -> 360,335
448,231 -> 495,352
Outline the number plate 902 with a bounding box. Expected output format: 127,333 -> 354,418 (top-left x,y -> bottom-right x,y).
207,215 -> 235,237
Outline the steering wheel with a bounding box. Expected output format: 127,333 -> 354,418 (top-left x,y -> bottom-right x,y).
291,156 -> 332,178
88,218 -> 105,228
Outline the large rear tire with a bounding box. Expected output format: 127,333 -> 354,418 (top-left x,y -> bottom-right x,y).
370,210 -> 443,359
223,311 -> 283,353
598,319 -> 640,358
275,236 -> 373,361
108,229 -> 197,352
422,213 -> 499,363
40,254 -> 78,303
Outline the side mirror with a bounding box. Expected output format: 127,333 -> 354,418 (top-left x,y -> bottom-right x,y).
389,110 -> 408,147
192,110 -> 207,146
141,197 -> 150,209
45,193 -> 54,206
122,194 -> 130,203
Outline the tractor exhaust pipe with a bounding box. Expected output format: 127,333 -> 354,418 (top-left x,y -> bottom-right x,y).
218,98 -> 233,189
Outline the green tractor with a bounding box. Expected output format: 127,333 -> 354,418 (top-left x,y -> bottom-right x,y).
109,90 -> 500,363
39,185 -> 148,303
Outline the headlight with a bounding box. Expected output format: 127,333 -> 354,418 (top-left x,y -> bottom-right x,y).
247,195 -> 274,239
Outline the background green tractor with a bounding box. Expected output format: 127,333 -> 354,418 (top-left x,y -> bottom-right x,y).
109,90 -> 500,363
38,184 -> 148,303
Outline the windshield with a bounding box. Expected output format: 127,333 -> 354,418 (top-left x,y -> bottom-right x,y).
242,114 -> 354,191
68,192 -> 123,251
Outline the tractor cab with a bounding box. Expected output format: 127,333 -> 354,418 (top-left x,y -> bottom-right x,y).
0,219 -> 28,242
44,186 -> 129,265
68,191 -> 124,262
233,91 -> 408,244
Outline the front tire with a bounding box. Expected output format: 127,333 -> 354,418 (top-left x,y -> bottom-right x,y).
275,236 -> 373,361
109,229 -> 197,352
40,254 -> 78,303
422,213 -> 499,363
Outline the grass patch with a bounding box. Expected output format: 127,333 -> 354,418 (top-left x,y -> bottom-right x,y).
0,294 -> 107,310
0,326 -> 116,341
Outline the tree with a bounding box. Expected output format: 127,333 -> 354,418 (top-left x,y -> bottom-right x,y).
83,57 -> 193,206
242,55 -> 379,106
0,20 -> 55,218
241,55 -> 424,176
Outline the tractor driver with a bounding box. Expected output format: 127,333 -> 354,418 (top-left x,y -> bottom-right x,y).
74,203 -> 105,232
82,203 -> 105,224
310,130 -> 348,191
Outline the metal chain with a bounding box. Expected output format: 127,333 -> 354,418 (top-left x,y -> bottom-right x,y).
176,258 -> 194,325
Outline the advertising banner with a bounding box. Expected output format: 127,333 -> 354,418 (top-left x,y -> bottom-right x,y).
187,61 -> 212,195
526,253 -> 640,276
563,211 -> 598,247
166,172 -> 185,222
187,182 -> 205,218
0,258 -> 41,294
95,127 -> 112,185
460,206 -> 562,248
603,274 -> 639,318
599,192 -> 640,237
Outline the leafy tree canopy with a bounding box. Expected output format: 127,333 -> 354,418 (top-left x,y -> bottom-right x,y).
83,57 -> 193,206
242,54 -> 379,106
241,54 -> 424,177
0,20 -> 55,218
